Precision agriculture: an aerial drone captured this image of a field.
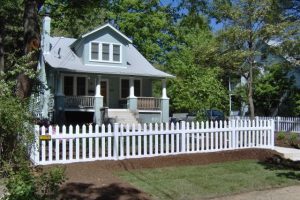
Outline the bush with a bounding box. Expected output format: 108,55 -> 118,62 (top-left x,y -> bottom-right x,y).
277,132 -> 285,141
5,162 -> 65,200
289,133 -> 298,146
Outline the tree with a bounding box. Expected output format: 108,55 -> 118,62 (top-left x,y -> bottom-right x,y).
44,0 -> 109,38
212,0 -> 299,118
166,20 -> 228,114
15,0 -> 43,99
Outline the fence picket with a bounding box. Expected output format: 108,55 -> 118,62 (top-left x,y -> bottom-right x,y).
32,119 -> 276,165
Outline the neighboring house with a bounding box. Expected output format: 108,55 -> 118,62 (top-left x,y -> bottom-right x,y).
35,15 -> 173,125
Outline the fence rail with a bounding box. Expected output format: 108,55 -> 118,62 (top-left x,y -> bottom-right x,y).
31,119 -> 274,165
229,116 -> 300,133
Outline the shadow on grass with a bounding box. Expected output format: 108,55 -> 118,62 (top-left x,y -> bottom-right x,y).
258,155 -> 300,181
59,182 -> 150,200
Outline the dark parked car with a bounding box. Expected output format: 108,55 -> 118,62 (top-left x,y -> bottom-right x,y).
170,109 -> 225,123
205,109 -> 225,121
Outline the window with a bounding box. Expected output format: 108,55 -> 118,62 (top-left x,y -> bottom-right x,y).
102,43 -> 110,61
120,79 -> 141,98
113,44 -> 120,62
64,76 -> 74,96
90,42 -> 121,63
64,76 -> 87,96
121,79 -> 129,99
77,77 -> 86,96
91,43 -> 99,60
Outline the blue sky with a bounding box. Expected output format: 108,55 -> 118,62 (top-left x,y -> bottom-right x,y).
159,0 -> 224,32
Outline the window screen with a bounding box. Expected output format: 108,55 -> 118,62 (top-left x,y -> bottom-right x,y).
102,43 -> 110,61
91,43 -> 99,60
113,45 -> 120,62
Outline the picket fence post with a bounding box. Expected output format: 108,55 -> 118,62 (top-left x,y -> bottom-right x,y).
113,123 -> 119,160
271,119 -> 275,149
181,121 -> 186,153
231,120 -> 236,149
277,117 -> 280,132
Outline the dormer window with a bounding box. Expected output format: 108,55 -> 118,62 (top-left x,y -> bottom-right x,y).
90,42 -> 121,63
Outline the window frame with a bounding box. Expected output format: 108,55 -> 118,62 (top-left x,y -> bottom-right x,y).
62,74 -> 88,96
89,41 -> 122,63
119,78 -> 142,99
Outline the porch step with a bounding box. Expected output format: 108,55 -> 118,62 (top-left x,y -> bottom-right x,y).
107,109 -> 138,125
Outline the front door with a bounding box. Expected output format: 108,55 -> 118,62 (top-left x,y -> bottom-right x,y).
101,80 -> 108,106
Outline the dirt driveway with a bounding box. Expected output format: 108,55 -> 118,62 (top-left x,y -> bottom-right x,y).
55,149 -> 282,200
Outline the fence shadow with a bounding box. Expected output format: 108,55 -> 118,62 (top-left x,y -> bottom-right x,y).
258,155 -> 300,181
59,182 -> 150,200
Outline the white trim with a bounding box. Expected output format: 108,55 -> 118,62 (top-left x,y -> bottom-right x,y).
85,63 -> 127,68
82,23 -> 132,43
89,41 -> 122,63
119,78 -> 142,100
138,110 -> 162,113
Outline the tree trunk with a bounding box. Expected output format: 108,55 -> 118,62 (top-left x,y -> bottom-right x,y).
15,0 -> 41,98
248,60 -> 255,120
0,18 -> 4,72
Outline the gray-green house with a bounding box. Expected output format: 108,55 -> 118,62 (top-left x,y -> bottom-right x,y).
37,16 -> 173,125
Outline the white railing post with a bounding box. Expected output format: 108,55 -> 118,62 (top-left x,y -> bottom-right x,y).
232,120 -> 236,149
31,125 -> 40,165
113,123 -> 119,160
181,121 -> 186,153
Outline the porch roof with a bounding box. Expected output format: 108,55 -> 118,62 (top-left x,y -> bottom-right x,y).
44,37 -> 174,78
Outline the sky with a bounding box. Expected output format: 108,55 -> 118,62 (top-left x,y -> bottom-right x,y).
159,0 -> 224,32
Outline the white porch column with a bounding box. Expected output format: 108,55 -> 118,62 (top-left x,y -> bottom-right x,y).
127,77 -> 137,112
129,77 -> 135,98
161,79 -> 168,99
94,75 -> 104,124
160,79 -> 169,123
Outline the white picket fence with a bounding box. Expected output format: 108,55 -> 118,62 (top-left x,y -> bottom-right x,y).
230,116 -> 300,133
30,120 -> 275,165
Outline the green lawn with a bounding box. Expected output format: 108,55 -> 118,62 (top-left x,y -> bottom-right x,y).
117,160 -> 300,200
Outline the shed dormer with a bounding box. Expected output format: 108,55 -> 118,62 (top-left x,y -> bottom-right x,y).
70,24 -> 132,67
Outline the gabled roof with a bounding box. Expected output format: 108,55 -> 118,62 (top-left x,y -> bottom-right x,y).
44,37 -> 174,78
70,23 -> 132,48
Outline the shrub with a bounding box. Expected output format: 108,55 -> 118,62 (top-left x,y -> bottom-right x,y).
277,132 -> 285,141
5,163 -> 65,200
289,133 -> 298,146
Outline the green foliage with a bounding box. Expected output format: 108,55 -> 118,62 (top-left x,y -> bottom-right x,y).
289,133 -> 298,146
277,132 -> 285,141
212,0 -> 300,117
166,27 -> 228,113
5,162 -> 65,200
253,64 -> 298,116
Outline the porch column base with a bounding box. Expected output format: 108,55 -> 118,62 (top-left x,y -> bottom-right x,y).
94,96 -> 104,125
55,94 -> 65,125
127,97 -> 137,112
160,98 -> 169,123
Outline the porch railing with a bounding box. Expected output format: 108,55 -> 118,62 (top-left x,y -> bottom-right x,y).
64,96 -> 95,109
137,97 -> 161,110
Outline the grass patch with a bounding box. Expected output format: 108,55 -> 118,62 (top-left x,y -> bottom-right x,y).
117,160 -> 300,200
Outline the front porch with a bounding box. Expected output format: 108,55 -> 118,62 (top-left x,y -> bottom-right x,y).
63,96 -> 161,111
53,73 -> 169,124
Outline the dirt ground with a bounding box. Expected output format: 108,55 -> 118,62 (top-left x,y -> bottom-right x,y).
55,149 -> 279,200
